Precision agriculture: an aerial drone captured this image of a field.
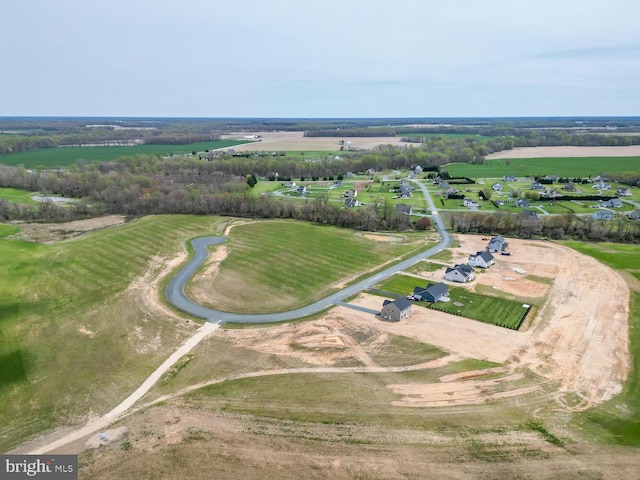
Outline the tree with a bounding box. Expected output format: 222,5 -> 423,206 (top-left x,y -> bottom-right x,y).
246,174 -> 257,188
415,216 -> 431,230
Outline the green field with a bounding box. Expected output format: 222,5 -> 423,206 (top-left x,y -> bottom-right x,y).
0,187 -> 36,203
0,215 -> 226,450
444,156 -> 640,178
186,220 -> 427,314
564,242 -> 640,446
0,140 -> 248,167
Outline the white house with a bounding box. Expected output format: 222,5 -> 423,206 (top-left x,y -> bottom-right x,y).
444,264 -> 475,283
492,183 -> 503,192
488,235 -> 508,252
468,250 -> 495,268
463,198 -> 479,208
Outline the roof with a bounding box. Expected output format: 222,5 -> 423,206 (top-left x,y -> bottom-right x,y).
455,264 -> 475,274
425,282 -> 449,298
384,297 -> 412,311
478,250 -> 494,262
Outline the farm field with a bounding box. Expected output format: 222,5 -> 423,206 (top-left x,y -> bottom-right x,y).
185,220 -> 429,314
487,145 -> 640,159
0,187 -> 36,203
0,140 -> 247,167
443,156 -> 640,178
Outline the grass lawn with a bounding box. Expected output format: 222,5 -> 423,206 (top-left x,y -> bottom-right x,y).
376,274 -> 529,329
0,187 -> 37,203
0,140 -> 248,167
186,220 -> 427,314
443,156 -> 640,179
0,215 -> 225,450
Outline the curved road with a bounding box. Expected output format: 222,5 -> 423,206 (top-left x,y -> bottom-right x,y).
166,179 -> 452,324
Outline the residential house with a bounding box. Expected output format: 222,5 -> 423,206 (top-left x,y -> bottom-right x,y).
515,199 -> 530,208
520,209 -> 539,219
381,297 -> 412,322
365,168 -> 377,176
284,181 -> 296,188
563,183 -> 576,191
502,175 -> 517,182
531,181 -> 544,190
617,187 -> 632,197
600,199 -> 622,208
344,198 -> 360,208
296,186 -> 309,194
544,175 -> 560,182
414,282 -> 450,303
343,189 -> 357,198
333,180 -> 343,187
444,264 -> 476,283
444,187 -> 459,198
468,250 -> 494,268
488,235 -> 508,252
399,182 -> 412,198
440,181 -> 450,189
592,181 -> 612,190
628,209 -> 640,220
414,165 -> 423,174
463,198 -> 479,208
492,183 -> 503,192
395,204 -> 413,215
592,210 -> 614,220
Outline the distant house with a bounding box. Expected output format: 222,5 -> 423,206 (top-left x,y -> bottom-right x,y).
440,181 -> 450,190
563,183 -> 576,191
395,204 -> 413,215
520,209 -> 539,219
343,189 -> 357,198
296,186 -> 309,194
344,198 -> 360,208
492,183 -> 503,192
444,187 -> 459,198
284,181 -> 296,188
600,199 -> 622,208
592,210 -> 614,220
381,297 -> 412,322
628,209 -> 640,220
592,181 -> 612,190
333,180 -> 343,187
617,187 -> 632,197
463,198 -> 479,208
468,250 -> 494,268
365,168 -> 377,176
399,183 -> 412,198
414,165 -> 423,174
544,175 -> 560,182
502,175 -> 517,182
515,199 -> 530,208
415,282 -> 450,303
531,181 -> 544,190
488,235 -> 508,252
444,264 -> 476,283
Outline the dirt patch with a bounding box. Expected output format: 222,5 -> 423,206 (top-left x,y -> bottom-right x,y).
9,215 -> 126,243
363,234 -> 404,242
486,145 -> 640,159
220,131 -> 411,152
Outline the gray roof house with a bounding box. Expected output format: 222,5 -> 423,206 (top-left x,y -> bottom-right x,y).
520,209 -> 539,219
629,209 -> 640,220
468,250 -> 494,268
515,199 -> 530,208
488,235 -> 508,252
344,198 -> 360,208
444,264 -> 475,283
531,181 -> 544,190
600,199 -> 622,208
381,297 -> 412,322
395,204 -> 413,215
419,282 -> 450,303
592,210 -> 614,221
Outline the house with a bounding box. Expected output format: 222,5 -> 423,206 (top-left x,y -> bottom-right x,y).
520,209 -> 539,219
444,264 -> 476,283
544,175 -> 560,182
343,189 -> 357,198
563,183 -> 576,191
502,175 -> 517,182
468,250 -> 494,268
515,199 -> 530,208
365,168 -> 377,176
414,165 -> 423,174
415,282 -> 450,303
492,183 -> 503,192
381,297 -> 412,322
531,181 -> 544,190
296,186 -> 309,194
600,199 -> 622,208
399,183 -> 412,198
592,210 -> 614,220
463,198 -> 479,208
617,187 -> 632,197
395,204 -> 413,215
344,198 -> 360,208
592,181 -> 612,190
440,181 -> 450,189
628,209 -> 640,220
333,180 -> 343,187
284,181 -> 296,188
488,235 -> 508,252
444,187 -> 459,198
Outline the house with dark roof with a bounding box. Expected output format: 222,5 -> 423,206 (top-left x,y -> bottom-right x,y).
617,187 -> 632,197
502,175 -> 517,182
600,199 -> 622,208
414,282 -> 450,303
488,235 -> 508,252
468,250 -> 494,268
515,199 -> 530,208
563,183 -> 576,191
520,209 -> 539,219
381,297 -> 412,322
531,181 -> 544,190
628,209 -> 640,220
395,204 -> 413,215
344,198 -> 360,208
492,183 -> 503,192
444,264 -> 475,283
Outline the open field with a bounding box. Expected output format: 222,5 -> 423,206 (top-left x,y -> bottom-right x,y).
0,140 -> 247,167
444,156 -> 640,178
0,187 -> 36,203
186,220 -> 431,313
487,145 -> 640,159
222,130 -> 412,151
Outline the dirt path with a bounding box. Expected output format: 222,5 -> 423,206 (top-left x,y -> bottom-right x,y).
27,322 -> 220,454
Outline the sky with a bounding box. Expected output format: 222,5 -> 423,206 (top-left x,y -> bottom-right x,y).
1,0 -> 639,117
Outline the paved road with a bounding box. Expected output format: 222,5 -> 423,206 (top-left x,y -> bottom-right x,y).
166,179 -> 452,324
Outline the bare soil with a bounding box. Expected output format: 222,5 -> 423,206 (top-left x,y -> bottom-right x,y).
220,131 -> 411,151
9,215 -> 126,242
486,145 -> 640,159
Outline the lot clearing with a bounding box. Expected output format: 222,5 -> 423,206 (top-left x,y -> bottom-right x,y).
221,130 -> 410,151
487,145 -> 640,159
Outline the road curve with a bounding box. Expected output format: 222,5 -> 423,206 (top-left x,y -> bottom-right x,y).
166,180 -> 452,324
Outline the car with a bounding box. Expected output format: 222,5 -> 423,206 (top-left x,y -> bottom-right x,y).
501,251 -> 511,256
